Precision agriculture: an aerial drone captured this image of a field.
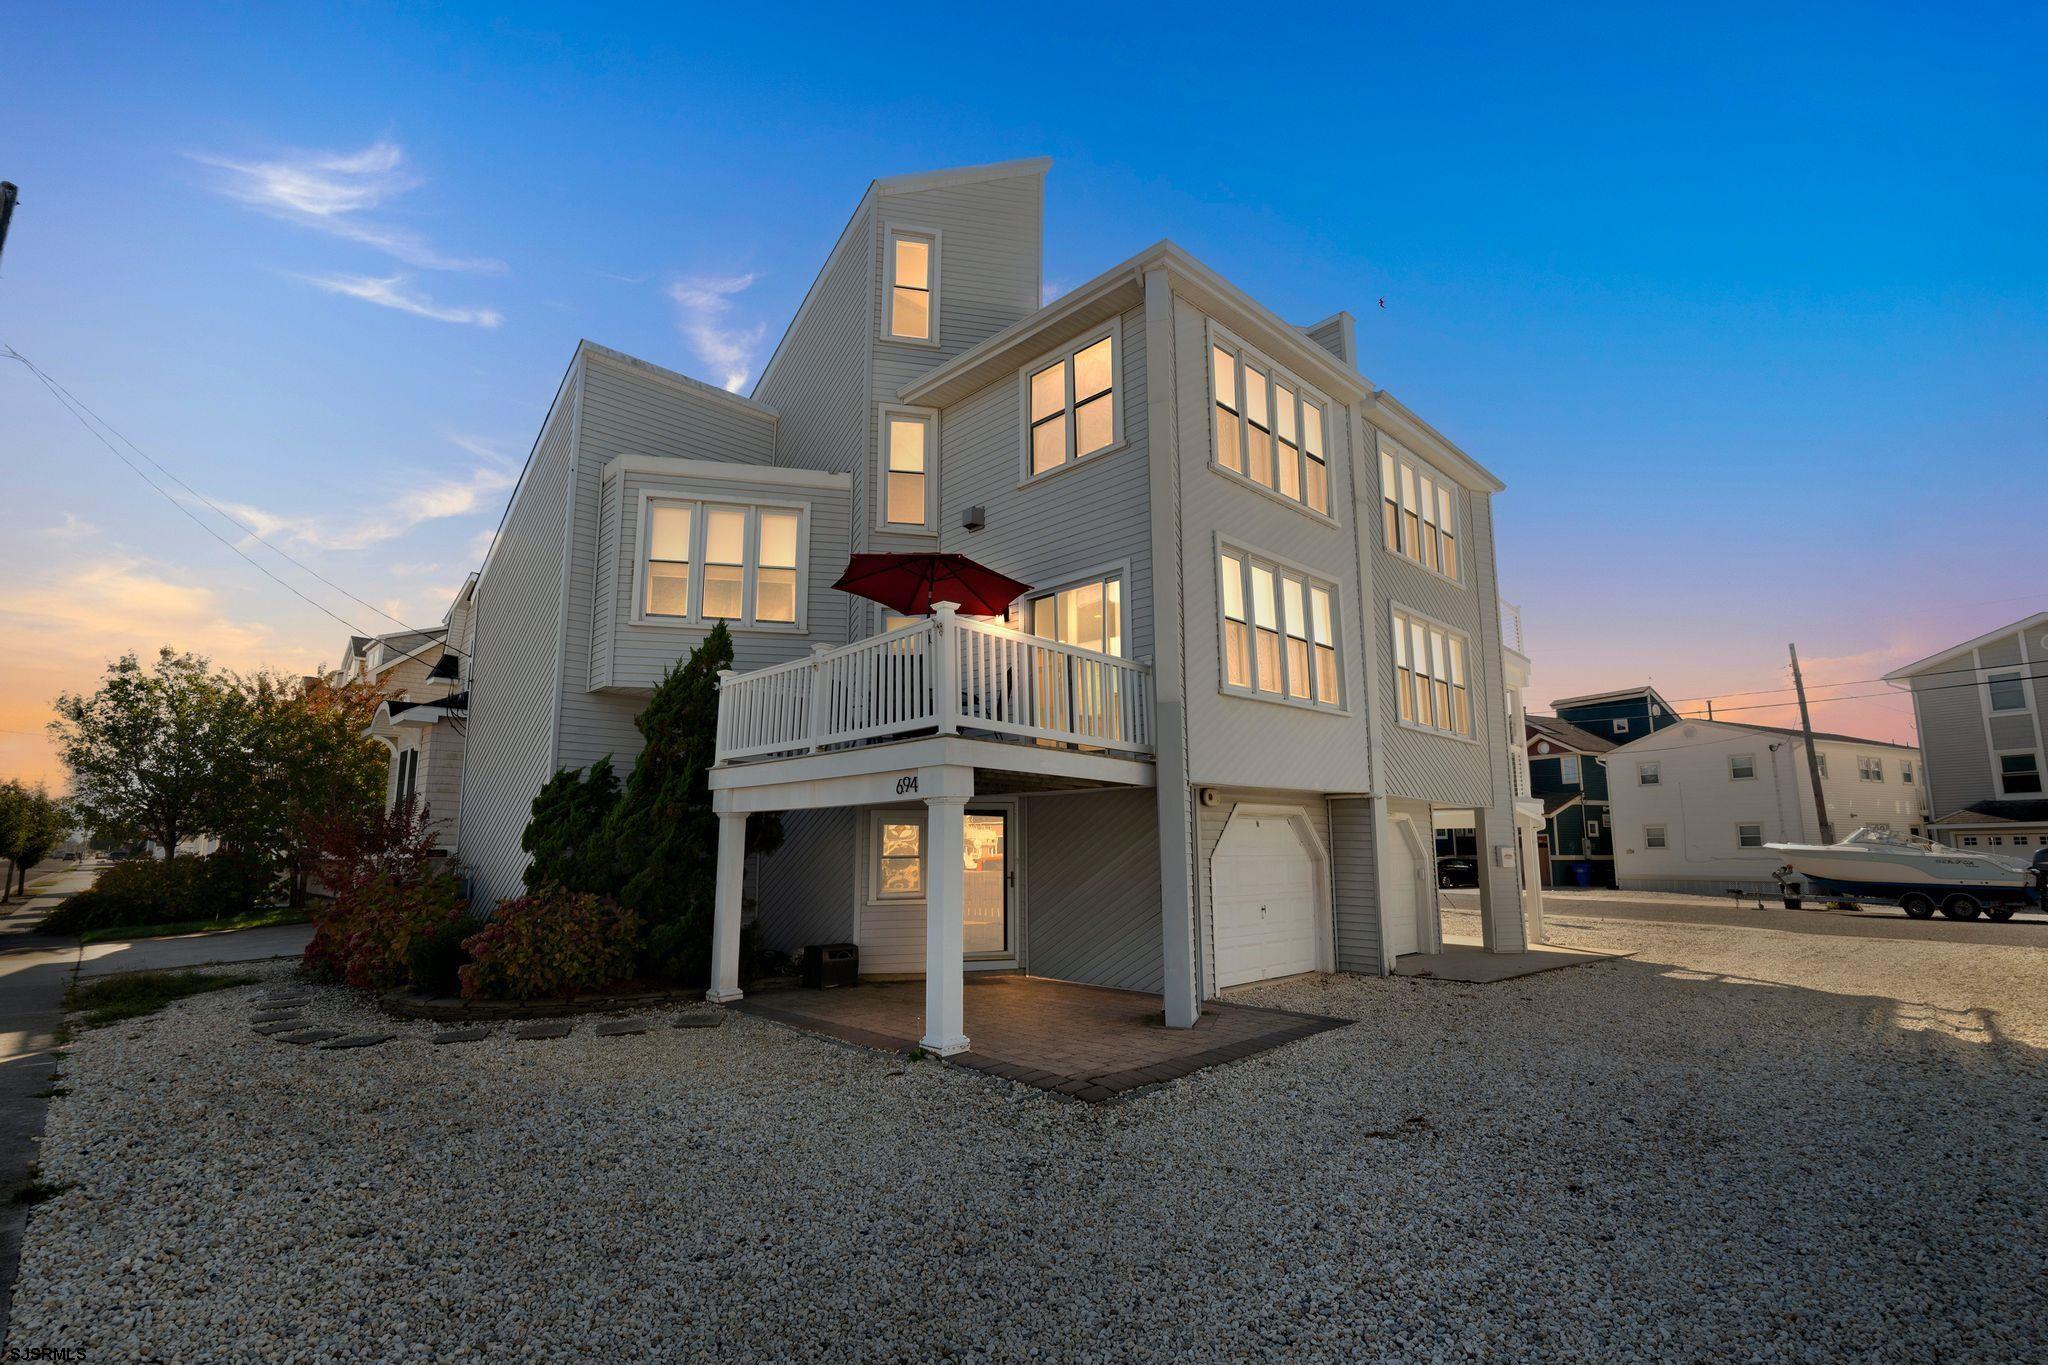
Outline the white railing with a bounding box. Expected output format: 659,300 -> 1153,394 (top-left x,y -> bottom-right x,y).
1499,598 -> 1526,655
716,602 -> 1156,764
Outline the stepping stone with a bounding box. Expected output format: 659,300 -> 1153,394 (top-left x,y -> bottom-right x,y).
595,1019 -> 649,1037
674,1013 -> 723,1030
262,995 -> 312,1006
432,1027 -> 490,1045
513,1022 -> 572,1041
277,1028 -> 343,1046
252,1019 -> 310,1035
252,1011 -> 304,1024
320,1034 -> 394,1050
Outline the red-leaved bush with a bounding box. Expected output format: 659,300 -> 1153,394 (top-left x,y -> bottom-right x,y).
305,872 -> 467,989
458,888 -> 639,1001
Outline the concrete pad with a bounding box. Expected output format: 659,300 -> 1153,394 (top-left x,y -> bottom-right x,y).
594,1019 -> 649,1036
513,1022 -> 572,1041
74,923 -> 314,979
1392,943 -> 1632,983
673,1013 -> 724,1029
432,1028 -> 490,1045
277,1029 -> 343,1046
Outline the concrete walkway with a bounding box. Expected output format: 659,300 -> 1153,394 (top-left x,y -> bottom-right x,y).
0,863 -> 311,1338
1392,937 -> 1633,983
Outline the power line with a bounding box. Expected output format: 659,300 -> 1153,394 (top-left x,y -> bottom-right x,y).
1682,669 -> 2048,718
2,342 -> 424,635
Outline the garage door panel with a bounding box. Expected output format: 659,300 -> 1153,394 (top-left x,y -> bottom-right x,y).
1383,819 -> 1420,958
1213,814 -> 1318,988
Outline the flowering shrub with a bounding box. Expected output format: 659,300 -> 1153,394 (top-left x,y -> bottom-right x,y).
304,871 -> 467,990
458,888 -> 639,1001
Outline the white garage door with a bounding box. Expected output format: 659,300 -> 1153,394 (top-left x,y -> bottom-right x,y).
1382,818 -> 1422,958
1212,813 -> 1318,988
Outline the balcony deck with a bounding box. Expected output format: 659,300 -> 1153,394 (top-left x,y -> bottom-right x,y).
714,607 -> 1156,771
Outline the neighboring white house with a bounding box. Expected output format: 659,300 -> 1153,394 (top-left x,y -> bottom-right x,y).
332,575 -> 477,852
1605,719 -> 1925,894
1882,611 -> 2048,852
455,158 -> 1531,1054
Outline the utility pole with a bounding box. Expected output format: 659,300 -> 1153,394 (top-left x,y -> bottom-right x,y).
1789,643 -> 1834,844
0,182 -> 16,268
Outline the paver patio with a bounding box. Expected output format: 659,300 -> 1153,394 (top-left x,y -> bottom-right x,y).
735,974 -> 1344,1100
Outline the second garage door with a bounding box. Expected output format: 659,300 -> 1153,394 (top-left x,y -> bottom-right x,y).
1212,812 -> 1319,988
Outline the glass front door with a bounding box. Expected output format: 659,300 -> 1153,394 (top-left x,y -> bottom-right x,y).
961,810 -> 1010,957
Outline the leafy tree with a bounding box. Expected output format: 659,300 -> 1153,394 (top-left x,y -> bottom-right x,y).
0,782 -> 71,901
515,622 -> 781,981
223,670 -> 386,905
50,649 -> 238,858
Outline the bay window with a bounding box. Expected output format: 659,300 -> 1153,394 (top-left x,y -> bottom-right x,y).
1380,438 -> 1463,583
1217,546 -> 1344,708
1391,606 -> 1471,737
1208,329 -> 1333,518
638,496 -> 807,629
1023,324 -> 1119,479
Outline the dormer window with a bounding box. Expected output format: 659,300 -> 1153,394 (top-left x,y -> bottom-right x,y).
885,227 -> 938,343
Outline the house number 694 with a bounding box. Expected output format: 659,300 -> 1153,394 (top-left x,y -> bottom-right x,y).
895,775 -> 919,795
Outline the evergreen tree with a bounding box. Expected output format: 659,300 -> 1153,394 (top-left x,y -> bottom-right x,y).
521,755 -> 622,895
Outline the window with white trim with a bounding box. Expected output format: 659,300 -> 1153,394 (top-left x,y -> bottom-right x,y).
1024,325 -> 1119,478
1815,753 -> 1829,778
1007,573 -> 1124,656
1858,756 -> 1885,782
640,498 -> 804,628
1962,836 -> 1980,846
1638,762 -> 1660,785
1737,823 -> 1764,848
885,227 -> 937,342
1218,549 -> 1342,707
1585,817 -> 1602,838
1560,754 -> 1582,784
872,814 -> 924,899
1379,440 -> 1460,580
1613,718 -> 1630,734
1901,760 -> 1915,785
2000,751 -> 2043,795
1644,825 -> 1667,849
1729,753 -> 1756,780
879,407 -> 936,532
1390,606 -> 1470,736
1988,671 -> 2027,711
1209,335 -> 1331,516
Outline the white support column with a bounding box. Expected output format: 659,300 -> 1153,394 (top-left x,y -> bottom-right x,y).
931,601 -> 960,736
706,811 -> 747,1003
1517,810 -> 1548,945
1474,803 -> 1529,954
920,791 -> 970,1055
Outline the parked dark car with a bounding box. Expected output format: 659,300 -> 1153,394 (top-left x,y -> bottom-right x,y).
1437,857 -> 1479,889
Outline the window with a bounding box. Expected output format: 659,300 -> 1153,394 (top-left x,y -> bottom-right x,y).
1729,754 -> 1757,780
2000,752 -> 2043,795
1638,762 -> 1660,785
639,497 -> 806,629
885,227 -> 937,342
1209,332 -> 1331,516
1390,607 -> 1470,736
1901,760 -> 1915,785
1644,825 -> 1668,849
1613,718 -> 1630,734
879,407 -> 937,532
1007,573 -> 1124,655
1858,756 -> 1885,782
1219,549 -> 1343,708
1378,439 -> 1460,580
1737,823 -> 1764,848
1025,325 -> 1119,478
1815,753 -> 1829,778
1988,671 -> 2027,712
873,816 -> 924,898
394,748 -> 418,806
1585,818 -> 1602,838
1560,754 -> 1582,784
1962,836 -> 1980,847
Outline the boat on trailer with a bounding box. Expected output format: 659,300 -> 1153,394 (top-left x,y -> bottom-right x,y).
1766,827 -> 2045,921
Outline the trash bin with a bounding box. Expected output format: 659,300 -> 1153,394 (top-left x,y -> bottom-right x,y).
802,943 -> 859,990
1572,862 -> 1592,887
1781,884 -> 1803,910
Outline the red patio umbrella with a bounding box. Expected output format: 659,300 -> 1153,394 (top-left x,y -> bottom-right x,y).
830,552 -> 1032,619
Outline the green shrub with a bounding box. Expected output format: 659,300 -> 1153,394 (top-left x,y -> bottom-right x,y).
304,871 -> 467,990
39,851 -> 276,936
63,970 -> 259,1028
405,913 -> 475,996
458,888 -> 639,1001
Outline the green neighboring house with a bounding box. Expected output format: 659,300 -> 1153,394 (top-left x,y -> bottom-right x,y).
1526,714 -> 1617,888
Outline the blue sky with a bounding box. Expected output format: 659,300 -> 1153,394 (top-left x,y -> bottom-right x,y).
4,2 -> 2043,783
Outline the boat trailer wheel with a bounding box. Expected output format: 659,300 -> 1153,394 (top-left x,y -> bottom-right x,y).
1898,892 -> 1936,920
1939,894 -> 1983,921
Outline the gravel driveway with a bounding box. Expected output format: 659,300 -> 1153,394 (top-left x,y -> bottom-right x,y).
7,900 -> 2043,1361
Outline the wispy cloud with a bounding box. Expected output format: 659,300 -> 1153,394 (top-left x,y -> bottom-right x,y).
667,274 -> 767,392
191,140 -> 503,273
219,443 -> 518,552
1042,280 -> 1068,304
38,512 -> 98,541
294,272 -> 503,327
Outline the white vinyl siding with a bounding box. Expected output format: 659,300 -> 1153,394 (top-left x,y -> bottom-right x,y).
1390,606 -> 1471,737
1218,547 -> 1343,710
1208,325 -> 1332,519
